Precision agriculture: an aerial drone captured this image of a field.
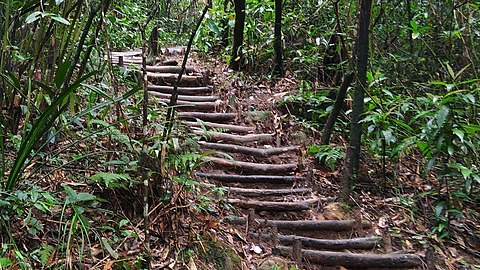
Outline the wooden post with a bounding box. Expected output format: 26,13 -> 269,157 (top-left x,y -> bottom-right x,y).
293,238 -> 302,268
118,56 -> 123,66
271,225 -> 279,246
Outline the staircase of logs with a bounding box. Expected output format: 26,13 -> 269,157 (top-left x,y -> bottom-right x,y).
112,50 -> 423,269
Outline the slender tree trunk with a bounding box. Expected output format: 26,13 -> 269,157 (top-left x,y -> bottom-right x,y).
339,0 -> 372,203
230,0 -> 246,70
274,0 -> 283,76
320,72 -> 354,146
220,0 -> 231,48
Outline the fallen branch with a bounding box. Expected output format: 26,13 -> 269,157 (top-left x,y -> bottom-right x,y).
199,142 -> 299,157
272,247 -> 422,268
178,112 -> 236,123
185,121 -> 254,134
203,157 -> 297,174
228,187 -> 310,196
251,234 -> 381,250
225,217 -> 372,231
148,84 -> 212,95
195,172 -> 304,184
227,198 -> 318,211
195,131 -> 274,143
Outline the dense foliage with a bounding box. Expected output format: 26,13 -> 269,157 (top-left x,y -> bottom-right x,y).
0,0 -> 479,268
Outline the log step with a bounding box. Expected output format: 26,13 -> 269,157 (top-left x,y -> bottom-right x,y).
147,72 -> 205,86
272,247 -> 422,268
195,172 -> 304,184
202,157 -> 297,174
178,112 -> 236,123
152,98 -> 218,111
195,131 -> 274,143
250,234 -> 381,250
148,85 -> 212,95
185,121 -> 255,134
227,198 -> 318,211
227,187 -> 310,196
138,65 -> 196,73
199,142 -> 299,157
226,217 -> 372,231
148,92 -> 219,102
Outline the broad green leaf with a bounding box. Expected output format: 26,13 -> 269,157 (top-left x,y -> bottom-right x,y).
55,61 -> 71,88
50,15 -> 70,25
0,258 -> 13,267
436,106 -> 449,128
412,31 -> 420,40
25,11 -> 42,24
435,201 -> 445,218
101,237 -> 119,259
452,128 -> 464,143
446,63 -> 455,80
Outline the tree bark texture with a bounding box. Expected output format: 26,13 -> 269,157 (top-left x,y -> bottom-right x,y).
340,0 -> 372,203
272,247 -> 422,268
195,172 -> 304,184
274,0 -> 283,76
230,0 -> 246,70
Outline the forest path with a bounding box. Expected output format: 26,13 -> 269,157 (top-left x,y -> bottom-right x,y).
113,50 -> 423,269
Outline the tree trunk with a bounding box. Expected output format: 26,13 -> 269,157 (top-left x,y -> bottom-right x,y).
230,0 -> 246,70
339,0 -> 372,203
274,0 -> 283,76
320,72 -> 354,145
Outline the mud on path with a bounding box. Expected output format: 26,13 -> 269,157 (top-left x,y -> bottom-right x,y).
114,49 -> 423,269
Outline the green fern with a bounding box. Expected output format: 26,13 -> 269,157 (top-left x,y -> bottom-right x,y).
89,172 -> 131,188
39,244 -> 54,267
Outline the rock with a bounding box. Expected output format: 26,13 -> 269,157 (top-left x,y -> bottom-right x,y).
257,256 -> 288,270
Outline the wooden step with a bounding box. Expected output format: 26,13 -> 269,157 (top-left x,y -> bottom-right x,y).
199,142 -> 299,157
148,85 -> 212,95
195,172 -> 304,184
148,92 -> 219,102
250,233 -> 381,250
153,98 -> 218,111
178,112 -> 236,123
185,121 -> 255,134
202,157 -> 297,174
272,247 -> 422,268
147,72 -> 205,86
138,65 -> 196,73
195,131 -> 274,143
227,187 -> 310,196
226,217 -> 372,231
227,198 -> 318,211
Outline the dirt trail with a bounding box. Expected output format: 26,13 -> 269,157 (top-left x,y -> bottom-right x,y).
114,50 -> 423,269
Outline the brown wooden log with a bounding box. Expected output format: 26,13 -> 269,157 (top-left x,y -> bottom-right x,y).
111,51 -> 142,57
148,92 -> 219,102
250,234 -> 381,250
272,247 -> 422,268
185,121 -> 254,134
228,187 -> 310,196
178,112 -> 236,123
203,157 -> 297,174
225,217 -> 372,231
227,198 -> 318,211
141,65 -> 196,73
199,142 -> 299,157
147,72 -> 205,86
195,172 -> 304,184
150,98 -> 218,111
195,131 -> 274,143
148,84 -> 212,95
